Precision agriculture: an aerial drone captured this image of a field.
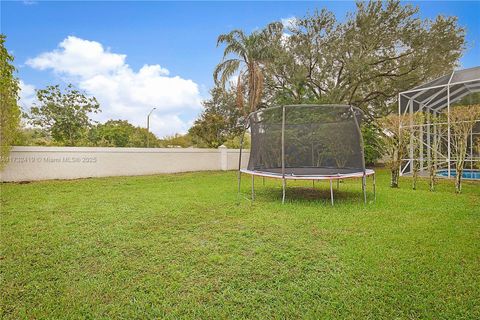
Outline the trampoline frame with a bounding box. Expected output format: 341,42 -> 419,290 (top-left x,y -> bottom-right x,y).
237,104 -> 376,205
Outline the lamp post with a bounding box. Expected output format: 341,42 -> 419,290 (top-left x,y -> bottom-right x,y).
146,107 -> 156,148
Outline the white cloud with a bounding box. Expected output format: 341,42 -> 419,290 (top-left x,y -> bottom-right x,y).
280,32 -> 291,46
280,17 -> 297,46
27,37 -> 127,79
18,80 -> 37,110
281,16 -> 298,29
25,36 -> 202,137
227,74 -> 241,87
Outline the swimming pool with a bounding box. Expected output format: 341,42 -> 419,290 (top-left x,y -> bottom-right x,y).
436,169 -> 480,180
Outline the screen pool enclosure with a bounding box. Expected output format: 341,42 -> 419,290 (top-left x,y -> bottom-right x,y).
398,66 -> 480,178
238,104 -> 375,204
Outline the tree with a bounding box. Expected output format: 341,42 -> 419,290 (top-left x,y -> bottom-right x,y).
88,120 -> 135,147
361,122 -> 384,165
127,126 -> 162,148
189,87 -> 243,148
214,23 -> 282,115
448,105 -> 480,193
263,9 -> 337,106
223,133 -> 251,149
14,126 -> 53,146
27,84 -> 100,146
378,114 -> 412,187
427,114 -> 448,192
189,113 -> 229,148
0,34 -> 21,168
87,119 -> 161,148
263,1 -> 465,119
410,113 -> 425,190
160,133 -> 193,148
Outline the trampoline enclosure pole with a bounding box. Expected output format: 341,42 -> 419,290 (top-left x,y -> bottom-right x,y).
373,173 -> 376,202
351,105 -> 368,205
281,106 -> 286,204
362,175 -> 367,204
237,117 -> 249,200
330,179 -> 334,206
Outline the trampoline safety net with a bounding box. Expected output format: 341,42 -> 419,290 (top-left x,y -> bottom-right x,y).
247,105 -> 365,176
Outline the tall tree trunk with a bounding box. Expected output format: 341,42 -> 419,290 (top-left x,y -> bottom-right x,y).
390,148 -> 400,188
429,161 -> 436,192
391,167 -> 399,188
412,159 -> 419,190
455,158 -> 464,194
455,171 -> 462,193
455,140 -> 466,194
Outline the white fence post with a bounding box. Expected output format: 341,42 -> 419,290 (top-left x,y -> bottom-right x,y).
219,145 -> 228,171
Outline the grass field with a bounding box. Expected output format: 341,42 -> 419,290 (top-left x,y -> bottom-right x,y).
1,169 -> 479,319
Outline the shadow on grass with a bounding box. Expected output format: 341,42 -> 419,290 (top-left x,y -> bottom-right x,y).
252,185 -> 369,205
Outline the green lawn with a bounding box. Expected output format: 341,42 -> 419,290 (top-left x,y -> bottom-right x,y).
1,169 -> 479,319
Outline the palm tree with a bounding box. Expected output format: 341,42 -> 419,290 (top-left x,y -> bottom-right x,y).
214,24 -> 281,116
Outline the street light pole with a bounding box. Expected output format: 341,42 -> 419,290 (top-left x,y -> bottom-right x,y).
146,107 -> 156,148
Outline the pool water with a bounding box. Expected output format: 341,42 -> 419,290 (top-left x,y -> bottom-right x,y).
436,169 -> 480,180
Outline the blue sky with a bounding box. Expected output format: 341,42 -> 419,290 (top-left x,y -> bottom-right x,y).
2,1 -> 479,136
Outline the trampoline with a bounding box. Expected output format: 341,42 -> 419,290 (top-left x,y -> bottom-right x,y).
238,104 -> 376,204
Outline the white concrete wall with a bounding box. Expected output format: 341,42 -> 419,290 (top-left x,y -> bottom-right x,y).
0,146 -> 250,182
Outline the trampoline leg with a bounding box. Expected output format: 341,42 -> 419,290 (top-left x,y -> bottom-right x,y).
282,179 -> 286,204
362,175 -> 367,204
263,176 -> 265,186
337,179 -> 339,190
251,175 -> 255,201
312,180 -> 315,188
373,173 -> 376,202
330,179 -> 334,206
